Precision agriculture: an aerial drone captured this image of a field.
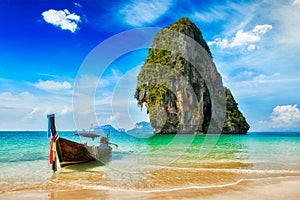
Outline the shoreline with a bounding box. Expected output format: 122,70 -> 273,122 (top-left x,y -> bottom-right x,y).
2,176 -> 300,200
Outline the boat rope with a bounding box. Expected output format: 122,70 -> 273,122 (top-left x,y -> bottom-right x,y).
49,135 -> 59,172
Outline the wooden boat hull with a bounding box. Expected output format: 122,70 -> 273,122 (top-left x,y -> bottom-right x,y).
56,137 -> 111,167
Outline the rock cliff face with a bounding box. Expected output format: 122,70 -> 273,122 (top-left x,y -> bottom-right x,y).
135,18 -> 249,134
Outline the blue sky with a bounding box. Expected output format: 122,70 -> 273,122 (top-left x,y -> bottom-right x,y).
0,0 -> 299,131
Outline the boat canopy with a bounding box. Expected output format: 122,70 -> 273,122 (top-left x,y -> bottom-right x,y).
74,132 -> 101,140
74,125 -> 110,140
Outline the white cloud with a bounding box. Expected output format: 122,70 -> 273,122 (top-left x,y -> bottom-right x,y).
231,29 -> 260,47
193,8 -> 227,23
120,0 -> 173,26
232,72 -> 300,85
107,112 -> 121,123
273,1 -> 300,48
60,106 -> 73,115
42,9 -> 81,33
73,2 -> 82,8
26,107 -> 42,120
252,24 -> 273,34
293,0 -> 300,5
209,24 -> 272,50
230,69 -> 257,82
35,80 -> 72,91
270,105 -> 300,128
247,44 -> 256,51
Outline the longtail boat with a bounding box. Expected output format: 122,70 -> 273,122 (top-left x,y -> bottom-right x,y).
47,114 -> 117,172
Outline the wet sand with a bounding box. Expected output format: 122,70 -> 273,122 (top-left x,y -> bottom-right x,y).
1,176 -> 300,200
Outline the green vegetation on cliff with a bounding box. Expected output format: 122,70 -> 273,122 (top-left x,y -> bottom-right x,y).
222,88 -> 250,133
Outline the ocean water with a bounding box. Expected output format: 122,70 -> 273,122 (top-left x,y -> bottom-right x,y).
0,131 -> 300,192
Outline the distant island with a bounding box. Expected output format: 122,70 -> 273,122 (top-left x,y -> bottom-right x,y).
135,18 -> 249,134
100,122 -> 153,135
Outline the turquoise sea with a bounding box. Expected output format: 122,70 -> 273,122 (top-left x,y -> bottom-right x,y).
1,131 -> 300,193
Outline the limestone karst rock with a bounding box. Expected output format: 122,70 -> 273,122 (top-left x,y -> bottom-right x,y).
135,18 -> 249,134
